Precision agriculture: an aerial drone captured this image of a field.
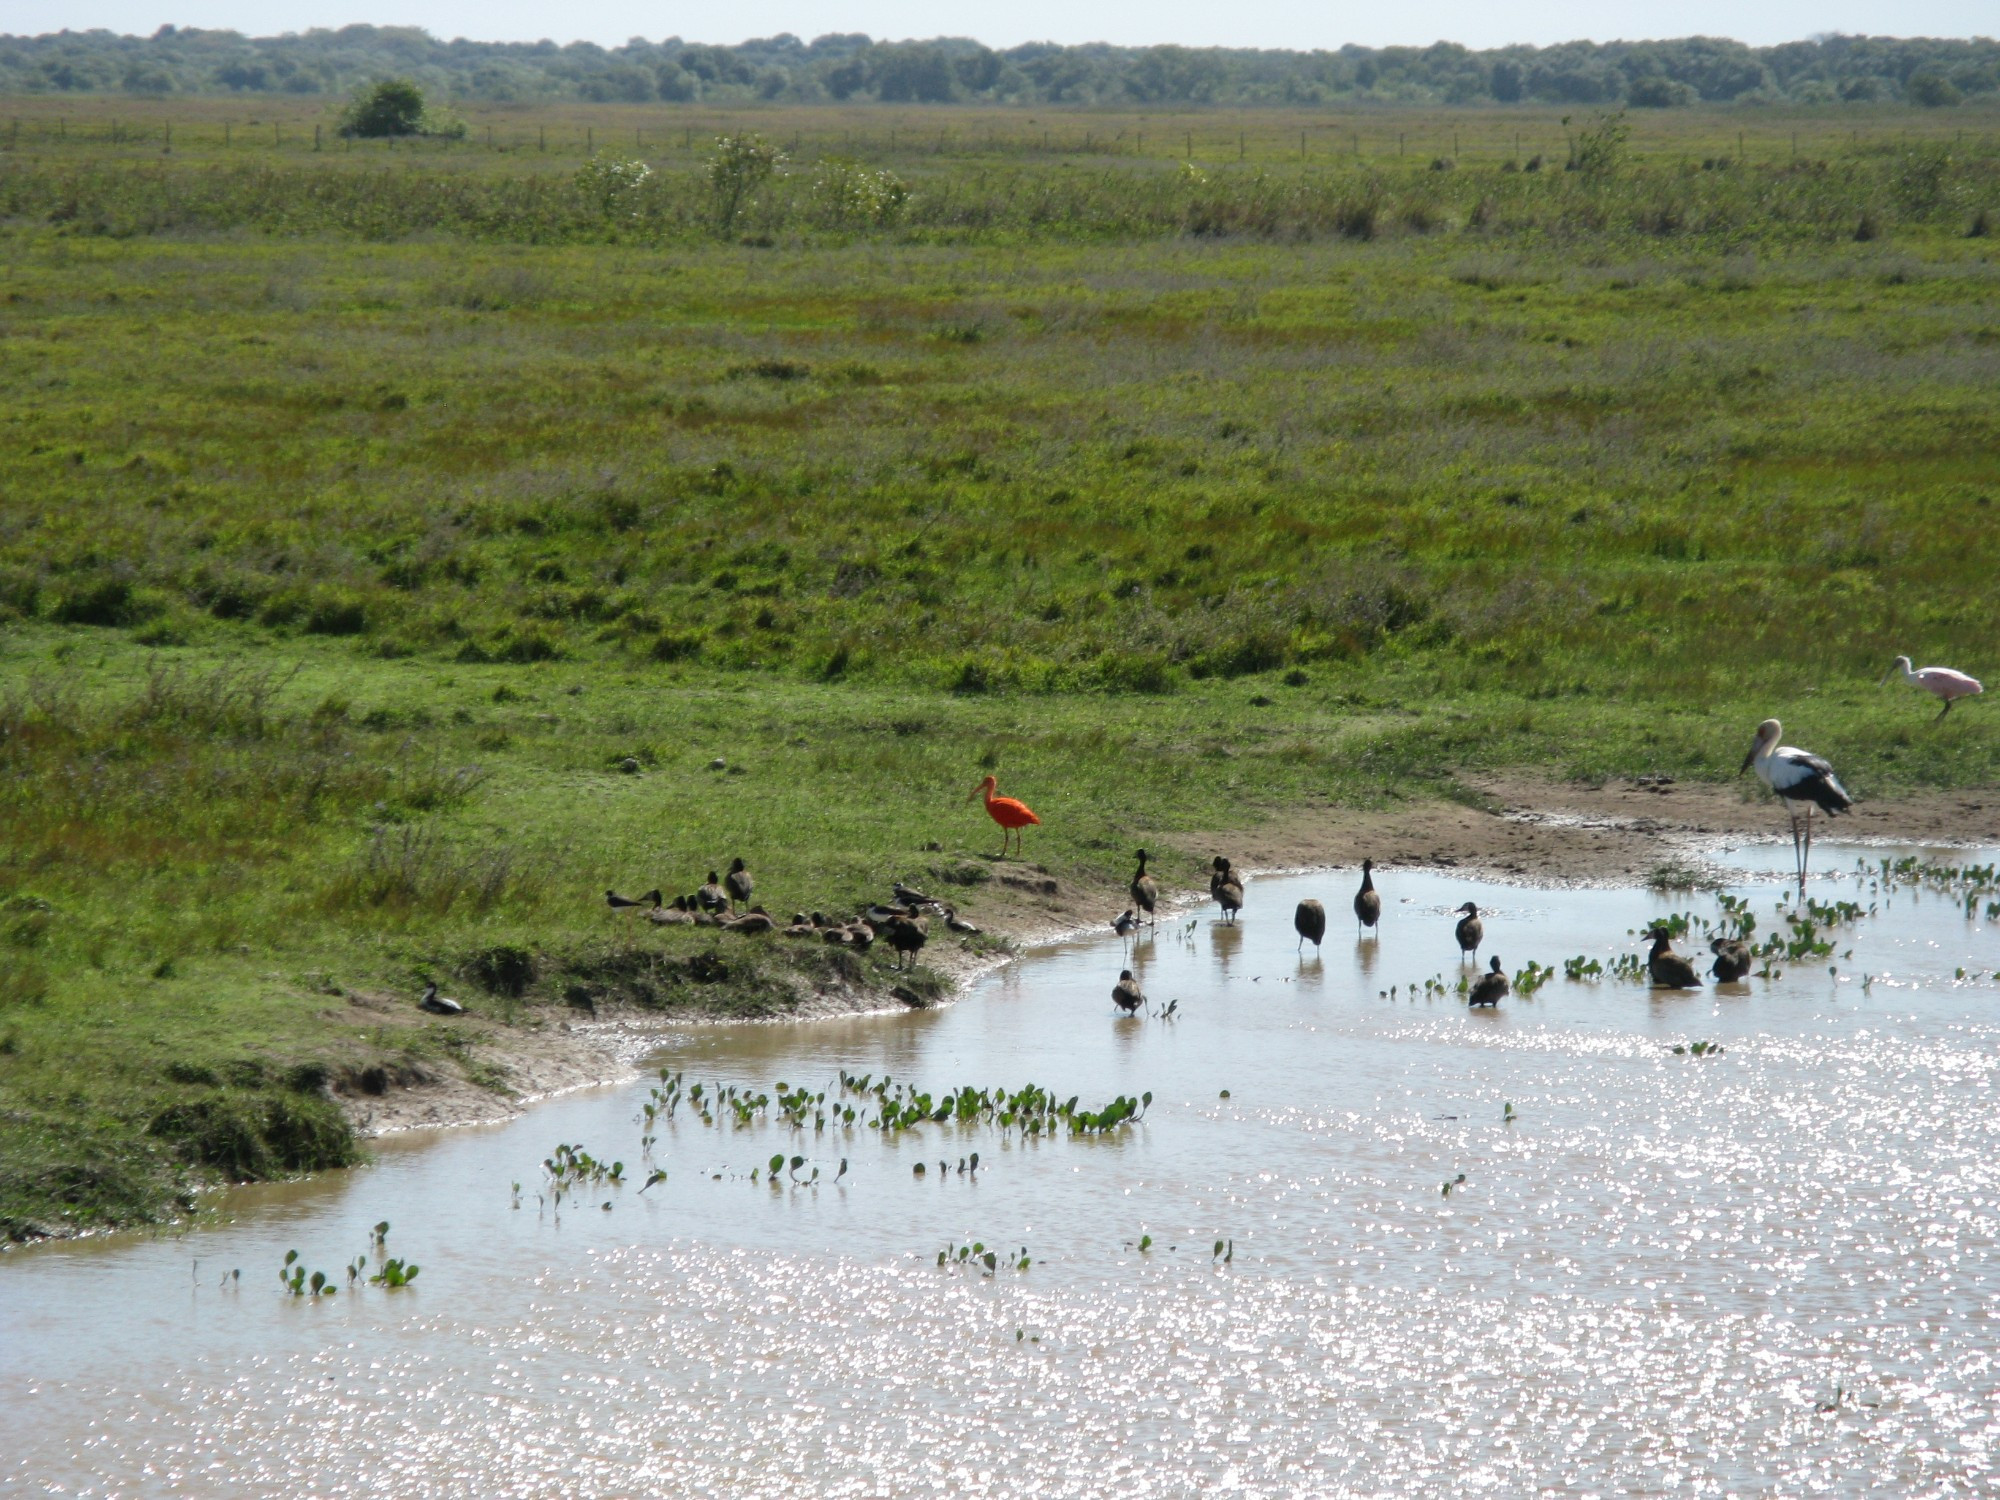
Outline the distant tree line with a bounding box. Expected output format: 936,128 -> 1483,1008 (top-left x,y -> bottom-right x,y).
3,27 -> 1997,109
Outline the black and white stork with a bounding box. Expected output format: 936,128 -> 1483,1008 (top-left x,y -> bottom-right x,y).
1741,718 -> 1853,884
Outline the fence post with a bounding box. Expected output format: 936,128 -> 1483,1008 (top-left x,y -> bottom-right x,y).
314,123 -> 321,151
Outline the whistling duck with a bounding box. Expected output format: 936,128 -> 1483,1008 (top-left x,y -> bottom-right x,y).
1454,902 -> 1483,960
1468,956 -> 1508,1007
418,981 -> 464,1015
607,887 -> 662,910
1130,850 -> 1159,926
1354,859 -> 1381,934
1112,969 -> 1145,1015
723,858 -> 754,912
1709,937 -> 1753,982
1646,929 -> 1702,989
1294,898 -> 1326,953
1210,857 -> 1244,924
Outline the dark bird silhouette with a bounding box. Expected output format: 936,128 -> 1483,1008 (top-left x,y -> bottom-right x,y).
606,888 -> 662,910
1112,969 -> 1145,1015
846,921 -> 876,953
417,981 -> 464,1016
943,905 -> 980,935
1468,956 -> 1508,1007
893,881 -> 935,909
696,872 -> 729,914
723,907 -> 775,935
723,858 -> 754,913
1294,898 -> 1326,954
1647,929 -> 1702,988
1130,850 -> 1159,927
1454,901 -> 1484,960
1210,857 -> 1244,924
1710,936 -> 1754,982
1354,859 -> 1381,934
884,912 -> 929,968
1113,909 -> 1139,940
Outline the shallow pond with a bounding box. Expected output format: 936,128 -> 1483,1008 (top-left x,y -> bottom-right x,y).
5,844 -> 1999,1497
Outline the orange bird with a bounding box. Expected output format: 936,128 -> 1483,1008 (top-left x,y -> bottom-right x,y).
968,774 -> 1040,858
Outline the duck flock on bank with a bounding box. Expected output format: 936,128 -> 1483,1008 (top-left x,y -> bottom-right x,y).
422,693 -> 1973,1017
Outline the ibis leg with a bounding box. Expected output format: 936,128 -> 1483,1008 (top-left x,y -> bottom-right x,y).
1937,699 -> 1952,721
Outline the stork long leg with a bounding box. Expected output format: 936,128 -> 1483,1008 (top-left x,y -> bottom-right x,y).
1788,806 -> 1804,886
1803,804 -> 1815,884
1937,699 -> 1953,722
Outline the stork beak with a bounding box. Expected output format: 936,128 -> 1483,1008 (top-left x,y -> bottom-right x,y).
1738,750 -> 1753,774
1877,665 -> 1894,687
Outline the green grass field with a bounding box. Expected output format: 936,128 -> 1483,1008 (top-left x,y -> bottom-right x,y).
3,100 -> 1998,1238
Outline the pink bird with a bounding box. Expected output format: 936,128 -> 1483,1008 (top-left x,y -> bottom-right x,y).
1882,656 -> 1983,720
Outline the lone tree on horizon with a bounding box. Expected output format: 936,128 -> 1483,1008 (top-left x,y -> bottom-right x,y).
338,78 -> 426,138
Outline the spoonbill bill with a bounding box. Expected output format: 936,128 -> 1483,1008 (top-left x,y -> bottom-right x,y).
1881,656 -> 1982,720
1741,718 -> 1853,883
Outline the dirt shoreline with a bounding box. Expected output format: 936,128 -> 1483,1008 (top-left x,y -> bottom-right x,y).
346,776 -> 2000,1139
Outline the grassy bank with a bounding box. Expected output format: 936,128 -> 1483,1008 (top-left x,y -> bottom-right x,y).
3,107 -> 1998,1239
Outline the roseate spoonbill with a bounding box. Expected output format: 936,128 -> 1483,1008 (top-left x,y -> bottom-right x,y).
1645,929 -> 1702,988
696,873 -> 729,914
418,981 -> 464,1016
1210,857 -> 1244,924
1710,937 -> 1753,981
1129,850 -> 1159,926
1882,656 -> 1982,720
1294,898 -> 1326,953
1741,718 -> 1853,883
1468,957 -> 1508,1006
969,775 -> 1040,857
606,888 -> 662,910
884,912 -> 929,968
724,858 -> 754,912
1353,859 -> 1381,934
1454,901 -> 1484,960
1112,969 -> 1145,1015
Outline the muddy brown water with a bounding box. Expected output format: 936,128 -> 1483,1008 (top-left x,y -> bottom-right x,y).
5,844 -> 1998,1496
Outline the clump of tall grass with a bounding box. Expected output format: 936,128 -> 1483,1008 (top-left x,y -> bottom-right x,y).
321,824 -> 539,918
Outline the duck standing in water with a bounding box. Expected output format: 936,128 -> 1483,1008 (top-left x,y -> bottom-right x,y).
1468,957 -> 1508,1007
1454,902 -> 1484,961
1210,857 -> 1244,924
1112,969 -> 1145,1015
1353,859 -> 1381,935
1294,898 -> 1326,954
1130,849 -> 1159,928
1646,928 -> 1703,989
1709,937 -> 1754,982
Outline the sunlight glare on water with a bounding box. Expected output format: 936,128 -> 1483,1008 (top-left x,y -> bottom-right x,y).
4,845 -> 1998,1496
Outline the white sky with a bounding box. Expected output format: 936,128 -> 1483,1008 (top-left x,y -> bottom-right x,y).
15,1 -> 1995,52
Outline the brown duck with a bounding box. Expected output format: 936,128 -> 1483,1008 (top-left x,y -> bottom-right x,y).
1353,859 -> 1381,934
1112,969 -> 1145,1015
1468,956 -> 1508,1007
1210,857 -> 1244,924
1647,929 -> 1702,989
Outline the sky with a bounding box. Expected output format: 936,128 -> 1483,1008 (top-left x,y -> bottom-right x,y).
13,0 -> 1995,51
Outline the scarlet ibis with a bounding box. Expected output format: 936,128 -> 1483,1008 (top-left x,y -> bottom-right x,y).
1112,969 -> 1145,1014
1353,859 -> 1381,934
723,858 -> 753,912
1709,936 -> 1753,982
969,774 -> 1040,857
1454,902 -> 1483,960
1294,898 -> 1326,953
1468,956 -> 1508,1007
1741,718 -> 1853,883
417,982 -> 464,1016
1882,656 -> 1982,720
1645,929 -> 1702,988
1129,850 -> 1159,926
1210,857 -> 1244,924
606,888 -> 662,910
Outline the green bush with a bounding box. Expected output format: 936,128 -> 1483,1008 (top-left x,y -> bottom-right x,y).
337,79 -> 426,138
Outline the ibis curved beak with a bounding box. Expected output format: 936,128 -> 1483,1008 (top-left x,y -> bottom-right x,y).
965,784 -> 982,803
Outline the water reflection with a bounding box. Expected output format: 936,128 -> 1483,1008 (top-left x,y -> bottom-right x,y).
3,844 -> 1997,1497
